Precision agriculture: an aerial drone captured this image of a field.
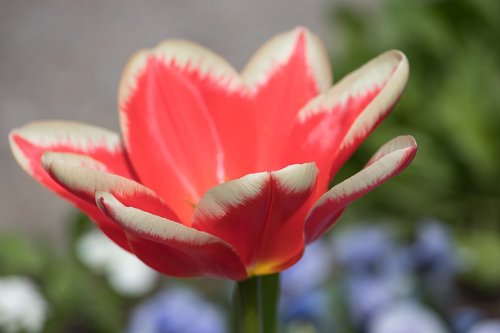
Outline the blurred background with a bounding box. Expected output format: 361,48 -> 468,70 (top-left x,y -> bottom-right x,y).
1,0 -> 499,332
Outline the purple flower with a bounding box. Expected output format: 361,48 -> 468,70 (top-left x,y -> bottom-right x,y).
411,220 -> 455,277
280,241 -> 334,330
451,308 -> 483,333
331,225 -> 395,274
468,320 -> 500,333
281,241 -> 333,296
127,287 -> 226,333
346,272 -> 412,326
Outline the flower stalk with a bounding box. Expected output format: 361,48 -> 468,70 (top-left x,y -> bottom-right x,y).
233,274 -> 280,333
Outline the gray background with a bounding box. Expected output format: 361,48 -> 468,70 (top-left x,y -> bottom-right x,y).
0,0 -> 340,243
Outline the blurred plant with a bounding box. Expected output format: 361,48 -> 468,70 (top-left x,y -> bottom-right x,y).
77,229 -> 158,297
127,287 -> 227,333
330,0 -> 500,230
0,276 -> 47,333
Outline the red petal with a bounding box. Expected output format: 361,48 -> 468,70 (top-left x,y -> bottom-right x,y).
42,152 -> 178,221
305,136 -> 417,243
193,163 -> 318,276
132,40 -> 258,181
119,53 -> 227,224
9,121 -> 135,250
96,192 -> 247,280
242,27 -> 332,171
286,50 -> 409,191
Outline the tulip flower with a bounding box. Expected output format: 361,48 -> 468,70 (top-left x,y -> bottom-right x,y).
10,26 -> 416,332
10,27 -> 415,281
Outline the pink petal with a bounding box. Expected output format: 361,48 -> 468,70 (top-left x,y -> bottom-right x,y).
286,50 -> 409,191
192,163 -> 318,276
96,192 -> 247,280
242,27 -> 332,171
119,52 -> 228,224
305,135 -> 417,243
9,121 -> 135,250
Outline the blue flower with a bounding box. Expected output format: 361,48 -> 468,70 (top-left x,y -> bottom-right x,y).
468,320 -> 500,333
331,225 -> 395,275
346,272 -> 412,326
280,241 -> 334,331
411,220 -> 455,277
281,241 -> 333,296
451,307 -> 483,333
127,287 -> 226,333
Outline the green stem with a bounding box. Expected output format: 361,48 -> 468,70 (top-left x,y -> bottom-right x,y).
232,274 -> 280,333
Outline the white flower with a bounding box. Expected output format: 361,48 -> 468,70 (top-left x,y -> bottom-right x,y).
77,230 -> 158,296
369,301 -> 448,333
0,276 -> 47,333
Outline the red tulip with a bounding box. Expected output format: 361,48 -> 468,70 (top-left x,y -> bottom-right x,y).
9,27 -> 416,280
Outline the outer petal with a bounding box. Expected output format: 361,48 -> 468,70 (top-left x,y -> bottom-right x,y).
96,192 -> 247,280
42,152 -> 178,221
119,51 -> 228,223
305,136 -> 417,243
9,121 -> 135,250
41,152 -> 178,250
192,163 -> 318,276
288,50 -> 409,190
242,27 -> 332,171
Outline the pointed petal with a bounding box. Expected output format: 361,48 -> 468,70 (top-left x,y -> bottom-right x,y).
242,27 -> 332,171
41,152 -> 177,249
42,152 -> 178,221
119,50 -> 228,223
9,121 -> 135,250
288,50 -> 409,188
96,192 -> 247,280
122,40 -> 257,181
9,120 -> 133,178
193,163 -> 318,276
242,26 -> 331,93
305,136 -> 417,243
119,39 -> 242,104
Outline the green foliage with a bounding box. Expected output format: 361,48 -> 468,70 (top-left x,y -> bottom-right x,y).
330,0 -> 500,230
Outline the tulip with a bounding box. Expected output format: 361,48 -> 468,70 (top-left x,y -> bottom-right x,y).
10,27 -> 416,332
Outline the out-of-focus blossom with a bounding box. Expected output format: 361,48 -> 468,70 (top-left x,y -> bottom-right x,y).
127,287 -> 226,333
77,229 -> 158,296
281,241 -> 333,296
411,220 -> 455,277
452,308 -> 483,333
410,220 -> 456,306
468,320 -> 500,333
281,290 -> 331,332
332,225 -> 395,274
333,225 -> 413,326
10,26 -> 416,280
0,276 -> 47,333
369,301 -> 448,333
346,272 -> 412,326
280,241 -> 333,330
